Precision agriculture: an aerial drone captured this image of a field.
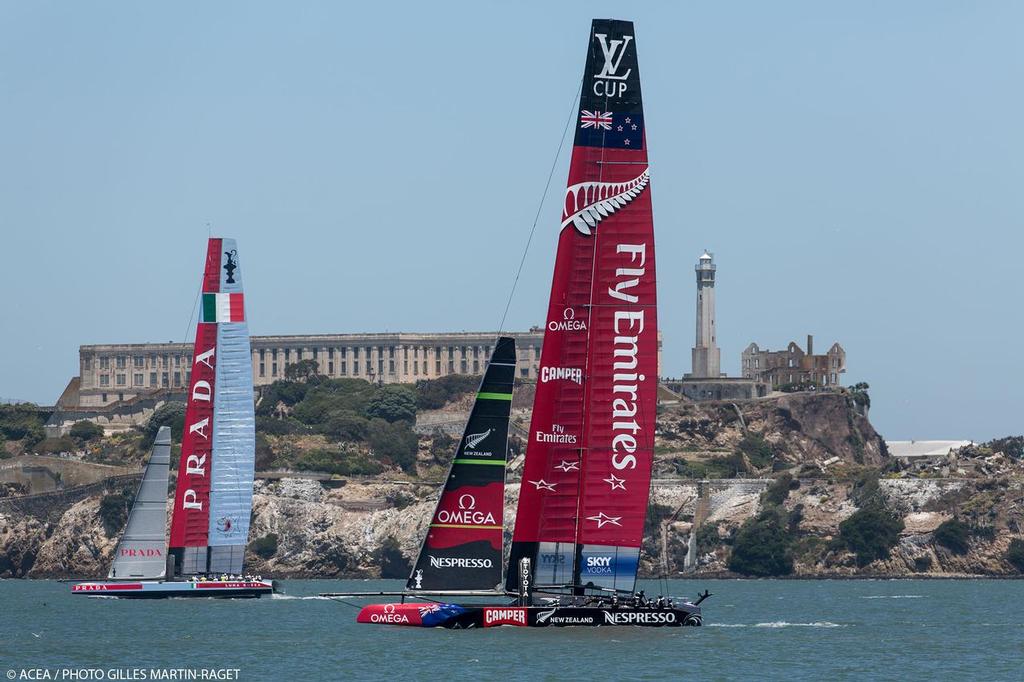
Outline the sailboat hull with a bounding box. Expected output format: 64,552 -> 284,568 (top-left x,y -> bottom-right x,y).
71,579 -> 275,599
357,603 -> 702,628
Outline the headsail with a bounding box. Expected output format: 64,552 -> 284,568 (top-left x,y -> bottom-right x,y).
108,426 -> 171,580
509,19 -> 657,596
407,337 -> 516,592
169,238 -> 256,576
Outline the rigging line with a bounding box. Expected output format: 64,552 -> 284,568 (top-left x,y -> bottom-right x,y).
180,237 -> 205,346
496,79 -> 582,336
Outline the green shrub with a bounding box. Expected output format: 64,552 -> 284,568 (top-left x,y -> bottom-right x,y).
982,436 -> 1024,460
366,419 -> 419,473
836,507 -> 904,567
376,536 -> 411,578
737,434 -> 775,470
0,404 -> 46,444
69,420 -> 104,441
33,436 -> 77,454
256,380 -> 310,416
255,434 -> 276,471
295,449 -> 384,476
320,413 -> 370,441
415,374 -> 479,410
933,519 -> 970,555
429,433 -> 457,465
762,473 -> 794,508
290,379 -> 374,424
256,415 -> 309,436
728,509 -> 794,576
141,402 -> 186,449
250,533 -> 279,560
98,489 -> 132,537
365,385 -> 417,423
695,522 -> 721,554
1007,539 -> 1024,572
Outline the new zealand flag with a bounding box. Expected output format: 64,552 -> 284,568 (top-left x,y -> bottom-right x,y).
575,110 -> 644,150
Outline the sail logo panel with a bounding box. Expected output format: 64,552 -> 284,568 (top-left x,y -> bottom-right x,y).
509,18 -> 656,595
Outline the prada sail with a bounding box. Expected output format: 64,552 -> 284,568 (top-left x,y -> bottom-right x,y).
169,238 -> 256,576
509,19 -> 657,595
108,426 -> 171,580
407,337 -> 516,592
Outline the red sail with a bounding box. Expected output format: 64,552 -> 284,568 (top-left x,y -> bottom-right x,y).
168,239 -> 222,563
509,19 -> 656,594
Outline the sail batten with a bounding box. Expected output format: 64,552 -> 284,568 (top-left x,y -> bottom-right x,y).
509,19 -> 657,596
407,338 -> 516,593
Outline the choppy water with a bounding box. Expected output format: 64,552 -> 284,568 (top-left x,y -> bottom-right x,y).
1,579 -> 1022,681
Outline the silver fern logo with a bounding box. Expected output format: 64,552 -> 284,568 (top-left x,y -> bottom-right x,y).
562,167 -> 650,235
464,429 -> 493,450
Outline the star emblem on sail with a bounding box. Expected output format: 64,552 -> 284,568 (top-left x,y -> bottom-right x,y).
529,479 -> 556,492
587,512 -> 622,528
603,474 -> 627,491
555,460 -> 580,473
562,167 -> 650,236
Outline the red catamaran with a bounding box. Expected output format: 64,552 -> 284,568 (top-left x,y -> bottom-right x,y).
324,19 -> 707,627
73,238 -> 274,598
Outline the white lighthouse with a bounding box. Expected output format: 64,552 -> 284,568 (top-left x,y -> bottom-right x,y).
690,251 -> 721,378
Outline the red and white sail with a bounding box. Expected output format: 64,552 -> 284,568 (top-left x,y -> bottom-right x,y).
509,19 -> 657,595
169,238 -> 256,576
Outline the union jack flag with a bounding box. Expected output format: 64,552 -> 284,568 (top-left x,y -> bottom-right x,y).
418,603 -> 442,617
579,110 -> 613,130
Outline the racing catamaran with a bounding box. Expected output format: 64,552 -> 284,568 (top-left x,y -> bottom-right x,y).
323,19 -> 708,626
73,238 -> 274,598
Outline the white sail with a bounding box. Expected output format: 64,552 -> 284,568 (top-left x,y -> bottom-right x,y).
108,426 -> 171,580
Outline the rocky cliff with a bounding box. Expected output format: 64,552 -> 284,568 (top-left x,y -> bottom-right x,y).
1,391 -> 1021,580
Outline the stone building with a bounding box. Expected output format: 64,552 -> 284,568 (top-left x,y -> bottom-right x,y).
70,331 -> 546,408
741,335 -> 846,389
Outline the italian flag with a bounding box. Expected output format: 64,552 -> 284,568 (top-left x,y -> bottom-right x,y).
202,292 -> 245,323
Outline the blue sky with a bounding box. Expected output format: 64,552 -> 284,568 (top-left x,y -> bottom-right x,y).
1,1 -> 1021,440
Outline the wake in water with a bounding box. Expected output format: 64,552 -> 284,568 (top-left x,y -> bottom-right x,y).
708,622 -> 846,628
271,594 -> 334,600
860,595 -> 924,599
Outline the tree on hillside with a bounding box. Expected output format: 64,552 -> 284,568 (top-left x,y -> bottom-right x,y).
141,401 -> 186,449
728,508 -> 794,577
70,420 -> 103,442
415,374 -> 480,410
365,385 -> 416,423
284,359 -> 321,382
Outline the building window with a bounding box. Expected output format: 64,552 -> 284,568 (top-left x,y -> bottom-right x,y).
353,360 -> 359,375
175,355 -> 182,367
101,393 -> 107,403
285,349 -> 291,363
134,356 -> 144,369
473,360 -> 479,373
272,349 -> 278,361
116,374 -> 126,386
389,347 -> 395,359
162,354 -> 169,366
340,360 -> 347,375
118,393 -> 124,402
521,368 -> 529,377
150,372 -> 157,386
461,360 -> 468,373
100,357 -> 110,369
378,359 -> 384,375
390,360 -> 396,374
133,373 -> 143,386
173,373 -> 181,387
185,370 -> 191,385
83,358 -> 92,370
328,348 -> 334,359
100,375 -> 110,387
413,361 -> 418,376
259,363 -> 266,377
328,361 -> 334,374
436,360 -> 442,374
116,356 -> 126,369
162,372 -> 169,387
272,362 -> 278,376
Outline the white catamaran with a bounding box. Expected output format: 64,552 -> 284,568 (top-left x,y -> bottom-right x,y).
73,238 -> 274,598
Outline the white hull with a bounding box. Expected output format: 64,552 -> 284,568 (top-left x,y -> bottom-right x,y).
71,579 -> 274,598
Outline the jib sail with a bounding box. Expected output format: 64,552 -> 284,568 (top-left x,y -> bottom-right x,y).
109,426 -> 171,580
169,238 -> 256,576
509,18 -> 657,596
407,337 -> 516,592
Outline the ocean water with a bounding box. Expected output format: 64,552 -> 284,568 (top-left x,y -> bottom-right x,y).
1,579 -> 1022,681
